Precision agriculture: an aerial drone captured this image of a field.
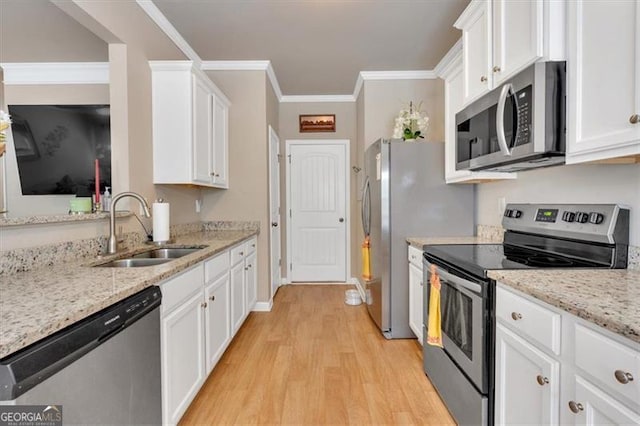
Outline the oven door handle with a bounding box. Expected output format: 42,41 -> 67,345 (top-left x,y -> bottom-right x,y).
426,260 -> 483,295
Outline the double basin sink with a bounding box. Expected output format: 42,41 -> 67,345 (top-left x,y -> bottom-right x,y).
96,247 -> 206,268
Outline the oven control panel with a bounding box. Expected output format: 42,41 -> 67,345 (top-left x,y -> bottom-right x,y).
502,203 -> 630,244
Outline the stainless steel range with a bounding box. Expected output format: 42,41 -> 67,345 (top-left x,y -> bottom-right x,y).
422,203 -> 630,425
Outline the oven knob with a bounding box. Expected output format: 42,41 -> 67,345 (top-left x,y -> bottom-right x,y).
589,212 -> 604,224
576,212 -> 589,223
562,212 -> 576,222
504,209 -> 512,217
510,209 -> 522,218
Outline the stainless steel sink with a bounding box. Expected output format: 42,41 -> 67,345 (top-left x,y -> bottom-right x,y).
131,247 -> 205,259
97,258 -> 173,268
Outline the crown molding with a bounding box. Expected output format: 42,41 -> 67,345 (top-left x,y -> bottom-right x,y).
201,60 -> 283,101
1,62 -> 109,85
353,73 -> 365,100
434,38 -> 463,79
148,60 -> 193,71
359,70 -> 438,81
136,0 -> 201,66
280,95 -> 355,103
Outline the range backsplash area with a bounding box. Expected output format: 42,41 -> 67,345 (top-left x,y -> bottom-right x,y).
475,162 -> 640,270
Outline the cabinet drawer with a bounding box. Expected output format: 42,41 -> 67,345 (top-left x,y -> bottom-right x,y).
160,264 -> 204,315
408,245 -> 423,268
204,251 -> 230,283
496,285 -> 561,355
575,324 -> 640,406
230,244 -> 246,265
246,237 -> 257,255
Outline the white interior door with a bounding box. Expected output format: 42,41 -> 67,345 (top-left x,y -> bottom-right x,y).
268,126 -> 282,298
287,141 -> 347,282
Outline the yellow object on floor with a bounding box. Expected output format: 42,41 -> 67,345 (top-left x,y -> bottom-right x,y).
362,236 -> 372,281
427,264 -> 443,347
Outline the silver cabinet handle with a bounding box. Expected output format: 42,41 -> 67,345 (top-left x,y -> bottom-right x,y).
272,222 -> 278,227
511,312 -> 523,321
536,375 -> 549,386
480,76 -> 488,83
251,243 -> 256,248
239,251 -> 244,256
614,370 -> 634,384
339,218 -> 344,223
245,266 -> 249,271
493,66 -> 501,73
568,401 -> 584,414
201,302 -> 208,308
630,114 -> 640,124
210,295 -> 215,302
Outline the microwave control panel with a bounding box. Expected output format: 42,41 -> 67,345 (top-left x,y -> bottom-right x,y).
513,85 -> 533,146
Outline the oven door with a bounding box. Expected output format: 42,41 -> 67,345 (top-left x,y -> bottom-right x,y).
425,259 -> 488,393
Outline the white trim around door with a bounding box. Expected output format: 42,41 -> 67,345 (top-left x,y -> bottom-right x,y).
285,139 -> 350,283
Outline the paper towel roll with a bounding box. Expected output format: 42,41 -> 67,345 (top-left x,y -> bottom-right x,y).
153,202 -> 170,242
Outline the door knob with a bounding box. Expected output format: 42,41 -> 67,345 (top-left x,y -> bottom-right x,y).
339,218 -> 344,223
630,114 -> 640,124
272,222 -> 278,227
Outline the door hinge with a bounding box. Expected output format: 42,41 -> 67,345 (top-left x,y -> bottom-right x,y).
288,154 -> 291,164
290,263 -> 292,271
277,154 -> 282,162
279,258 -> 282,267
289,209 -> 292,218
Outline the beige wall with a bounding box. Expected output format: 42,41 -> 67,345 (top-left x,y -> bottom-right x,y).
201,70 -> 271,302
0,0 -> 108,62
476,163 -> 640,246
363,79 -> 445,149
278,101 -> 358,279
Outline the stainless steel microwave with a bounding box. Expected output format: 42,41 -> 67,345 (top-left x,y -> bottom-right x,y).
455,61 -> 566,172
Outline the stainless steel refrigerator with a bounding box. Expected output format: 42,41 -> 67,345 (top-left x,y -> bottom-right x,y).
361,139 -> 475,338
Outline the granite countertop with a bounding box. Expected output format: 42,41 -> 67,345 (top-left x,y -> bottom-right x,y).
489,269 -> 640,345
407,236 -> 500,248
0,229 -> 257,359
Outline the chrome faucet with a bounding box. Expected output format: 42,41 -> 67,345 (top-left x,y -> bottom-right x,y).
107,192 -> 151,254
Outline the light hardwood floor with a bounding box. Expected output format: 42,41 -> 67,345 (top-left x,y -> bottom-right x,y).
179,285 -> 455,425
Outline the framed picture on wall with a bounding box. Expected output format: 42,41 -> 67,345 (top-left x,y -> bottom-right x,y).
299,114 -> 336,133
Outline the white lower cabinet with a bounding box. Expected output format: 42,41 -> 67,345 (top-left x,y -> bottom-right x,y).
572,376 -> 640,425
245,250 -> 257,311
497,283 -> 640,426
495,323 -> 559,425
160,236 -> 258,424
230,260 -> 246,334
160,266 -> 206,425
407,245 -> 424,345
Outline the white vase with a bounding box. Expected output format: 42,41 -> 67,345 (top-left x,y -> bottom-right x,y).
404,138 -> 416,143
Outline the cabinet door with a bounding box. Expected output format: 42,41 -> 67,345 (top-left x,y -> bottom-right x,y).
567,0 -> 640,163
204,272 -> 231,374
408,262 -> 423,345
212,95 -> 229,188
492,0 -> 543,86
230,260 -> 246,334
161,291 -> 205,425
192,76 -> 213,185
571,376 -> 640,425
495,323 -> 560,425
460,0 -> 492,104
245,251 -> 257,312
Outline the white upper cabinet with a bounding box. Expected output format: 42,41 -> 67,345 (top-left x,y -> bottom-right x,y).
566,0 -> 640,164
455,0 -> 564,106
439,43 -> 518,183
150,61 -> 230,188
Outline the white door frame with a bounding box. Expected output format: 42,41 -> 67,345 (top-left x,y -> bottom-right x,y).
268,126 -> 282,300
285,139 -> 350,282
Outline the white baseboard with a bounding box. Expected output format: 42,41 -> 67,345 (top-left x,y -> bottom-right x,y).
347,277 -> 365,301
252,300 -> 273,312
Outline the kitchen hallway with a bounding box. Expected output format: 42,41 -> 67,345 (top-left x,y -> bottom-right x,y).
179,285 -> 455,425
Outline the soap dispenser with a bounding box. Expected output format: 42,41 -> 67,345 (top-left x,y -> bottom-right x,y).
102,187 -> 112,211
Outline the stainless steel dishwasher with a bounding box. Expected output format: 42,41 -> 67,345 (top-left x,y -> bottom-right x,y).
0,286 -> 162,425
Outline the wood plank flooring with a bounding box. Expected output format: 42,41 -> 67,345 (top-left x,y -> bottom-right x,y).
179,285 -> 455,425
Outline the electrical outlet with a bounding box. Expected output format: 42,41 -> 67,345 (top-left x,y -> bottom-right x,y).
195,199 -> 202,213
498,197 -> 506,216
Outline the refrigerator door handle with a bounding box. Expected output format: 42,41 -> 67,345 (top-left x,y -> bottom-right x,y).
362,176 -> 371,236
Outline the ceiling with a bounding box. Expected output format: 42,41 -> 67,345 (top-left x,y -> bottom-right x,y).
152,0 -> 470,96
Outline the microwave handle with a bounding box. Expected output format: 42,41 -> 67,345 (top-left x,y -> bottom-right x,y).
496,83 -> 516,157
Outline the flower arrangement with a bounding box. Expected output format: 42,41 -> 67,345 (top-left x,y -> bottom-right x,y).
0,110 -> 11,157
392,101 -> 429,141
